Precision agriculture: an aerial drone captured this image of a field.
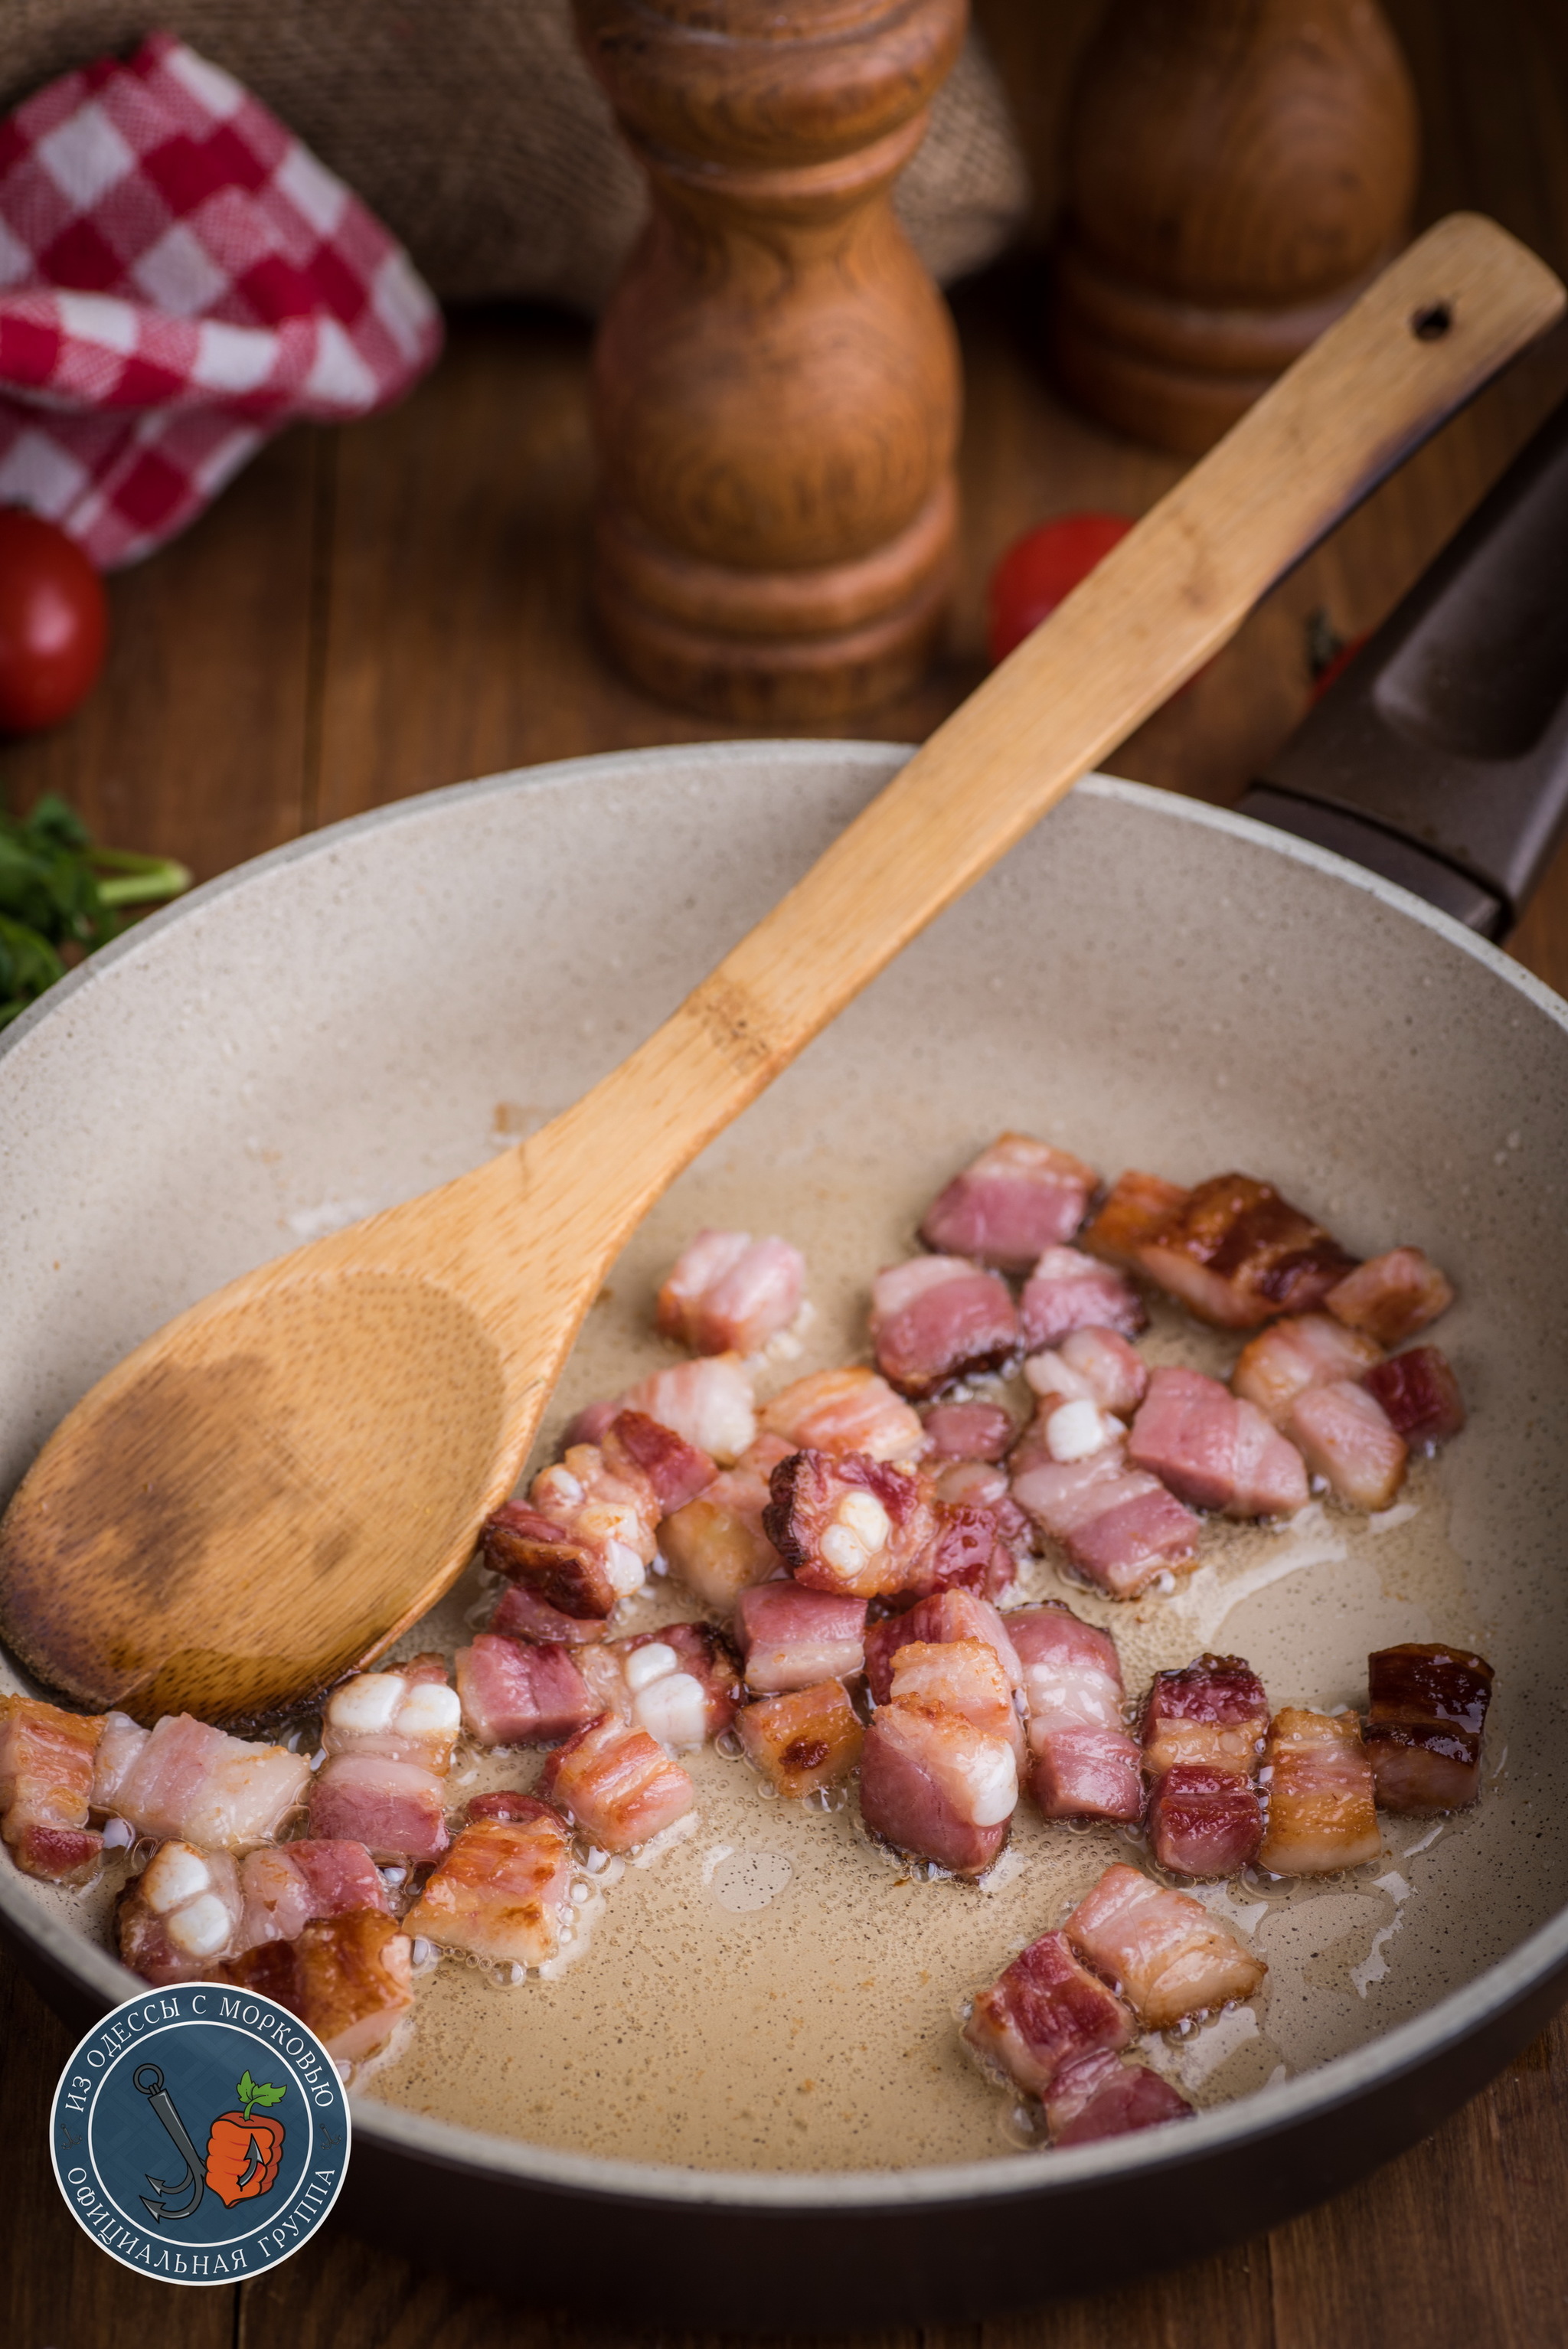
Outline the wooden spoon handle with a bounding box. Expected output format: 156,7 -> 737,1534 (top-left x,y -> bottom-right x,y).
531,214 -> 1563,1237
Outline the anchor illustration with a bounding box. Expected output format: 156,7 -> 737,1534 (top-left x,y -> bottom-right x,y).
132,2063 -> 208,2223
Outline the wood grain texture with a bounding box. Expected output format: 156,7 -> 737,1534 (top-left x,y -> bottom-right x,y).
575,0 -> 965,719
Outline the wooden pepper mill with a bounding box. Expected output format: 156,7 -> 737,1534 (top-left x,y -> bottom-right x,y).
1052,0 -> 1419,456
573,0 -> 965,722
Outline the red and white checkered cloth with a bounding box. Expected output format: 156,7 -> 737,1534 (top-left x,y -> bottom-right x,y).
0,31 -> 443,567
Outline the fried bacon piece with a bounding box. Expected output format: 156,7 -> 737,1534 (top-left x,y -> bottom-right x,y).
658,1433 -> 791,1610
239,1839 -> 390,1946
1044,2050 -> 1194,2145
1024,1326 -> 1148,1420
217,1910 -> 414,2063
0,1694 -> 104,1884
311,1658 -> 460,1864
656,1230 -> 805,1357
1363,1347 -> 1466,1450
887,1638 -> 1025,1767
488,1580 -> 609,1646
921,1400 -> 1015,1462
1142,1655 -> 1267,1877
734,1581 -> 867,1693
1019,1248 -> 1147,1352
621,1354 -> 757,1465
1365,1643 -> 1494,1812
456,1633 -> 598,1747
481,1499 -> 636,1629
90,1712 -> 309,1851
403,1794 -> 573,1968
540,1714 -> 696,1851
1081,1171 -> 1188,1268
963,1929 -> 1133,2096
1065,1862 -> 1266,2027
578,1622 -> 743,1751
1011,1442 -> 1201,1599
859,1698 -> 1017,1876
735,1681 -> 864,1797
1008,1605 -> 1140,1823
764,1449 -> 935,1599
526,1439 -> 662,1599
1286,1380 -> 1406,1511
929,1459 -> 1036,1572
1256,1710 -> 1380,1874
1232,1312 -> 1383,1426
118,1841 -> 244,1985
920,1132 -> 1099,1272
904,1498 -> 1018,1604
601,1409 -> 714,1514
758,1365 -> 926,1463
869,1256 -> 1019,1400
863,1589 -> 1022,1707
1325,1247 -> 1455,1348
1128,1366 -> 1308,1519
1119,1173 -> 1359,1329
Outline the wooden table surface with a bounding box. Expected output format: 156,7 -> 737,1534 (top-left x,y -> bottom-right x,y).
6,0 -> 1568,2340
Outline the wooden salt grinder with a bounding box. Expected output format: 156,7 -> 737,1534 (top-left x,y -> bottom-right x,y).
1052,0 -> 1419,456
573,0 -> 965,722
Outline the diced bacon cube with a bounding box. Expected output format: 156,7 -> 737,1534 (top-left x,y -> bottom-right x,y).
860,1699 -> 1017,1875
1142,1654 -> 1269,1776
864,1589 -> 1022,1706
764,1449 -> 935,1599
240,1840 -> 390,1948
0,1694 -> 104,1885
90,1710 -> 149,1818
1020,1248 -> 1147,1352
1325,1247 -> 1455,1347
735,1581 -> 867,1693
541,1714 -> 696,1851
1081,1170 -> 1189,1267
1065,1862 -> 1266,2026
1011,1445 -> 1201,1599
322,1662 -> 462,1772
1256,1709 -> 1380,1874
963,1929 -> 1132,2096
1146,1767 -> 1263,1877
1287,1380 -> 1406,1511
920,1132 -> 1099,1271
656,1230 -> 806,1356
758,1365 -> 926,1463
217,1910 -> 414,2063
118,1841 -> 244,1985
1024,1327 -> 1149,1420
403,1802 -> 573,1968
104,1714 -> 310,1851
1128,1173 -> 1358,1329
658,1433 -> 791,1611
921,1400 -> 1016,1462
599,1622 -> 742,1750
1365,1643 -> 1493,1812
735,1681 -> 864,1797
601,1410 -> 714,1514
528,1442 -> 661,1598
1129,1366 -> 1308,1518
480,1500 -> 629,1625
929,1463 -> 1036,1573
1232,1313 -> 1383,1426
1363,1347 -> 1466,1449
870,1256 -> 1019,1400
904,1498 -> 1018,1604
456,1633 -> 598,1747
1008,1604 -> 1141,1824
488,1583 -> 611,1645
309,1755 -> 449,1865
887,1638 -> 1024,1766
622,1355 -> 756,1464
1044,2050 -> 1194,2145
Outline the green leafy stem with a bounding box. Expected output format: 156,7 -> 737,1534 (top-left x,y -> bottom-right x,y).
236,2070 -> 287,2121
0,791 -> 191,1029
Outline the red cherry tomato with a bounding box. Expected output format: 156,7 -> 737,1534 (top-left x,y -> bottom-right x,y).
0,508 -> 108,733
987,511 -> 1135,667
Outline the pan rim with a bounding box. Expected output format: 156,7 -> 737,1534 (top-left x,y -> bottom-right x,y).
3,737 -> 1565,2209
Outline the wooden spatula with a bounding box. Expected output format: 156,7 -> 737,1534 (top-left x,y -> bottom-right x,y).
2,214 -> 1560,1728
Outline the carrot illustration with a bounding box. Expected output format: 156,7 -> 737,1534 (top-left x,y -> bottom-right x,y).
204,2070 -> 287,2207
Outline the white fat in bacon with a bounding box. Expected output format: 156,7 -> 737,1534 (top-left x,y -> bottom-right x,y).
1024,1326 -> 1148,1420
1011,1442 -> 1201,1598
404,1794 -> 573,1967
1286,1380 -> 1406,1511
758,1365 -> 926,1463
93,1713 -> 309,1851
322,1658 -> 462,1771
763,1448 -> 935,1600
531,1444 -> 660,1591
578,1623 -> 741,1751
1325,1247 -> 1454,1348
541,1714 -> 696,1851
217,1911 -> 414,2063
621,1355 -> 757,1465
656,1230 -> 806,1357
1257,1709 -> 1380,1874
118,1841 -> 244,1985
869,1256 -> 1019,1400
1232,1313 -> 1383,1426
1019,1248 -> 1146,1351
859,1698 -> 1017,1875
1129,1366 -> 1308,1518
1064,1862 -> 1266,2027
1007,1605 -> 1140,1823
312,1658 -> 458,1863
0,1694 -> 104,1885
920,1132 -> 1098,1272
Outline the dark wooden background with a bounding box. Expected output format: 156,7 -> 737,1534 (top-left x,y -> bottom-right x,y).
5,0 -> 1568,2340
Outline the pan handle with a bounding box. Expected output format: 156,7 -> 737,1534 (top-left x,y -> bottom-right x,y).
1239,390 -> 1568,938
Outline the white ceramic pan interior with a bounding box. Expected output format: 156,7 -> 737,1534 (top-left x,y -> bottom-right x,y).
2,742 -> 1566,2207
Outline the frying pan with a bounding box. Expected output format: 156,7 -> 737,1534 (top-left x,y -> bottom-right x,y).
4,396 -> 1568,2328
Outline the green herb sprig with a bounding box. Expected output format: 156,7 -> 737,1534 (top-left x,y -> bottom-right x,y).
0,792 -> 190,1028
235,2070 -> 286,2120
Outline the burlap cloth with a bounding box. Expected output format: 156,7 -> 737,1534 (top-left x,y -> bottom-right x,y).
0,5 -> 1030,308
